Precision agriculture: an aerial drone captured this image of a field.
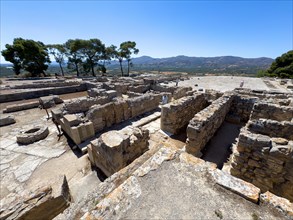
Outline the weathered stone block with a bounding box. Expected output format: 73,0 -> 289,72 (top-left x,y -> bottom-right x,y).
0,115 -> 16,127
161,94 -> 206,134
0,175 -> 71,220
260,191 -> 293,218
211,169 -> 260,203
88,126 -> 149,177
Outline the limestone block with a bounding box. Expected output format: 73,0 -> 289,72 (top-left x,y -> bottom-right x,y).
260,191 -> 293,218
63,114 -> 81,127
269,144 -> 293,161
88,126 -> 149,177
105,90 -> 118,99
211,169 -> 260,203
248,159 -> 261,168
0,115 -> 16,127
0,175 -> 71,220
3,101 -> 39,113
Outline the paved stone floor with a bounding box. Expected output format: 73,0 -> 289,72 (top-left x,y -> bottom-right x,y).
164,76 -> 292,93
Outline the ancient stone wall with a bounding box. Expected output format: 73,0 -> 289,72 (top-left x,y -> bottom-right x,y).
88,126 -> 149,177
87,93 -> 164,132
63,96 -> 110,114
173,87 -> 193,100
247,119 -> 293,140
230,127 -> 293,202
161,94 -> 207,134
227,95 -> 258,123
250,103 -> 293,122
128,84 -> 150,93
186,93 -> 234,156
3,95 -> 63,113
10,81 -> 80,89
0,84 -> 87,103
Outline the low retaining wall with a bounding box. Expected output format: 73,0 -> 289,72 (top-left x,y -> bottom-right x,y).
161,94 -> 207,134
173,87 -> 193,100
0,84 -> 87,103
88,126 -> 149,177
250,103 -> 293,122
63,96 -> 110,114
247,119 -> 293,140
186,93 -> 234,156
230,127 -> 293,202
87,93 -> 166,133
3,95 -> 63,113
11,81 -> 80,89
226,95 -> 258,123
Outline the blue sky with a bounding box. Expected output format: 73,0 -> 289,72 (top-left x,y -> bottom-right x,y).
1,0 -> 292,63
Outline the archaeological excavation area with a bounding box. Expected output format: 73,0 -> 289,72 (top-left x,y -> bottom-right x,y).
0,75 -> 293,219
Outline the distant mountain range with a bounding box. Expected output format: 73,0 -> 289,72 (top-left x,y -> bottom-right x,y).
1,55 -> 274,75
109,55 -> 274,74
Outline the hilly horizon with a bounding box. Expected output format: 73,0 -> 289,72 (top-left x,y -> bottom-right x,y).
108,55 -> 274,74
0,55 -> 274,76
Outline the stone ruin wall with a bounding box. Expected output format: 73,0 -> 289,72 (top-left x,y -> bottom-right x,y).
227,95 -> 258,123
250,102 -> 293,122
63,96 -> 111,114
229,102 -> 293,202
160,94 -> 207,134
88,126 -> 149,177
186,93 -> 234,157
9,81 -> 81,89
173,87 -> 193,100
87,93 -> 167,133
0,83 -> 88,103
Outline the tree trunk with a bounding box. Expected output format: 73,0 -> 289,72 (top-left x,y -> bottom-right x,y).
75,63 -> 80,77
119,60 -> 124,77
59,63 -> 64,76
127,60 -> 130,76
91,64 -> 96,77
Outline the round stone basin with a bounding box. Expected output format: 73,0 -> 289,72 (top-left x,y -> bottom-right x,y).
25,128 -> 40,134
17,125 -> 49,145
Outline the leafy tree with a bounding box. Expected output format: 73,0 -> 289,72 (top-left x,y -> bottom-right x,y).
121,41 -> 139,76
79,39 -> 105,77
1,44 -> 22,75
267,50 -> 293,78
113,45 -> 126,76
64,39 -> 84,77
1,38 -> 50,76
98,45 -> 117,75
47,44 -> 66,76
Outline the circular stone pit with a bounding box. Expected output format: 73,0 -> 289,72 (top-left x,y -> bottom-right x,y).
17,125 -> 49,145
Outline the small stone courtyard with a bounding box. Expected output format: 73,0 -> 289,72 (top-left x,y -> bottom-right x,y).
0,75 -> 293,219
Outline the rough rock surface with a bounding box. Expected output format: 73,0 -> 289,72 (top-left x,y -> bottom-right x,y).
0,175 -> 71,220
80,147 -> 287,220
88,126 -> 149,176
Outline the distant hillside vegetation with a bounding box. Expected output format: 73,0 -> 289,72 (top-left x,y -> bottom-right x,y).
108,55 -> 274,74
266,50 -> 293,78
1,55 -> 274,77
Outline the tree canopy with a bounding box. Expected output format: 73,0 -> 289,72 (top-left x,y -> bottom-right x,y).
2,37 -> 139,77
266,50 -> 293,78
2,38 -> 50,76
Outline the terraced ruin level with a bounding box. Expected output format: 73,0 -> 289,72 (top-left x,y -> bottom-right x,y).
0,75 -> 292,219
